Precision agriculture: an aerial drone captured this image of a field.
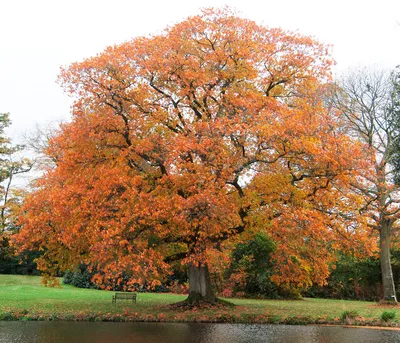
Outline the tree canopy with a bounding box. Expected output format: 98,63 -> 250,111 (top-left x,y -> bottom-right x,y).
14,8 -> 372,303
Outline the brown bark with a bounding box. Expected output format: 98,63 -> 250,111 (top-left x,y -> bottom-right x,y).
379,220 -> 397,303
185,263 -> 217,304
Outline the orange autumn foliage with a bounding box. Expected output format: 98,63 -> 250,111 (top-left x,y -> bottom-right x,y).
14,8 -> 374,291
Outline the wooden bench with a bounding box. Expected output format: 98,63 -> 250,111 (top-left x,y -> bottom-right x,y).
112,292 -> 137,305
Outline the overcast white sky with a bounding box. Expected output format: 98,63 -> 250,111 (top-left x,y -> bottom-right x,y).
1,0 -> 399,142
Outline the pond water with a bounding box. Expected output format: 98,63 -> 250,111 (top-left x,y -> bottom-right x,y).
0,322 -> 399,343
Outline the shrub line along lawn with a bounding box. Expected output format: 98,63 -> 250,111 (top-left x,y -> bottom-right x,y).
0,274 -> 399,327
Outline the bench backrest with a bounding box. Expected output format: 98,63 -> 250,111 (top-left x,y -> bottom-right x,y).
114,292 -> 136,299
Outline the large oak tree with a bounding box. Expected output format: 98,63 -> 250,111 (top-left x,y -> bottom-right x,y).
14,9 -> 370,303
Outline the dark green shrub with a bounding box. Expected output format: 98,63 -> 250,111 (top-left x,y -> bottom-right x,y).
223,233 -> 300,299
341,310 -> 358,322
71,269 -> 93,288
381,311 -> 396,322
0,312 -> 16,321
62,270 -> 74,285
0,236 -> 40,275
304,249 -> 400,301
62,264 -> 97,289
304,253 -> 381,301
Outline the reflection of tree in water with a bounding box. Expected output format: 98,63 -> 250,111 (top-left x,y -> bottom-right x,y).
1,322 -> 400,343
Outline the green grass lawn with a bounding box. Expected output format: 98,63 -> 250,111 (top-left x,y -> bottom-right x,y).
0,274 -> 398,325
0,275 -> 185,315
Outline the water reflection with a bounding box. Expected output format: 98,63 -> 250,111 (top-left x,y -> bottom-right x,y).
0,322 -> 399,343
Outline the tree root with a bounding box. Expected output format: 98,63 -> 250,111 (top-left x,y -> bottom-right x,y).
169,297 -> 235,310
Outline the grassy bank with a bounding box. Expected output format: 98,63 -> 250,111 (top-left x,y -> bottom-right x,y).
0,274 -> 399,326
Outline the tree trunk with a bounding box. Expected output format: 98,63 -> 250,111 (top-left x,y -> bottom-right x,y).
380,220 -> 397,303
185,263 -> 217,304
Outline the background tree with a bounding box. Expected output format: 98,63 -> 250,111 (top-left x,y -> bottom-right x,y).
389,66 -> 400,183
22,122 -> 61,169
0,113 -> 34,274
331,67 -> 400,302
0,112 -> 32,233
14,8 -> 370,304
221,233 -> 281,298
